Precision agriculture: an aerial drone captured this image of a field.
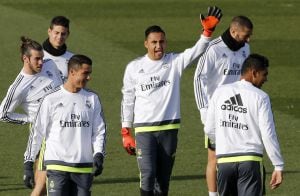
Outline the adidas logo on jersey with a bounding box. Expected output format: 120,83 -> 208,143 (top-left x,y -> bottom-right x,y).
221,94 -> 247,113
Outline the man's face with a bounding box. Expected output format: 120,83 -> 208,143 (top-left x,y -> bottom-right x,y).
70,63 -> 92,89
232,26 -> 252,43
48,25 -> 69,49
24,49 -> 44,74
144,32 -> 167,60
252,68 -> 268,88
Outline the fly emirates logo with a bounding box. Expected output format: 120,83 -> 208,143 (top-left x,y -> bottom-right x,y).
223,63 -> 241,75
140,76 -> 170,91
220,94 -> 248,131
60,114 -> 90,127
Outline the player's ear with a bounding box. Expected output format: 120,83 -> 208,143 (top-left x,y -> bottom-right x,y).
22,55 -> 28,62
252,69 -> 259,79
69,68 -> 75,75
144,40 -> 148,49
48,28 -> 52,36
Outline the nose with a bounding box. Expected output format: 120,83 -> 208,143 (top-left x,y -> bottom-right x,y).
57,33 -> 64,40
156,42 -> 161,49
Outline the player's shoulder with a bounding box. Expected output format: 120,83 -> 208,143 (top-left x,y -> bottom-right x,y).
40,86 -> 62,103
204,36 -> 224,55
83,88 -> 101,98
208,36 -> 223,48
42,58 -> 56,67
128,55 -> 145,65
6,72 -> 29,95
64,51 -> 74,59
216,81 -> 237,92
126,56 -> 146,71
41,59 -> 60,75
238,80 -> 269,99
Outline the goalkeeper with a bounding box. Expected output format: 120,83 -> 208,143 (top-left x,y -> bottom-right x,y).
120,6 -> 222,196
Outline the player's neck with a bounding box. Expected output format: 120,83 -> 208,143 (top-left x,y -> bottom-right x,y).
23,65 -> 38,75
63,82 -> 81,93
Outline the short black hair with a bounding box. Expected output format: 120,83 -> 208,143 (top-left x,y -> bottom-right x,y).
20,36 -> 43,62
50,16 -> 70,29
145,25 -> 165,39
68,54 -> 92,72
241,53 -> 269,75
231,15 -> 253,29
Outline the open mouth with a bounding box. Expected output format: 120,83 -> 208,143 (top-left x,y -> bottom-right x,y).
155,50 -> 163,55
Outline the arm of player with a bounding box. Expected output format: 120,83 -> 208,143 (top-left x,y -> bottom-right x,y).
23,98 -> 49,189
203,95 -> 216,142
193,47 -> 215,116
259,96 -> 284,189
24,98 -> 49,162
171,7 -> 222,72
0,85 -> 30,124
92,96 -> 107,156
92,96 -> 107,177
121,63 -> 136,128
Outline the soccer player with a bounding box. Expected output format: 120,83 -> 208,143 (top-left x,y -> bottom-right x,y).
204,54 -> 284,196
0,37 -> 62,124
24,54 -> 107,196
120,6 -> 222,196
0,36 -> 63,189
43,15 -> 73,83
193,15 -> 253,196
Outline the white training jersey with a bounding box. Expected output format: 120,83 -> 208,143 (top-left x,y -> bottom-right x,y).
43,50 -> 73,83
0,60 -> 63,124
194,36 -> 250,118
25,86 -> 107,172
204,80 -> 284,170
121,35 -> 211,132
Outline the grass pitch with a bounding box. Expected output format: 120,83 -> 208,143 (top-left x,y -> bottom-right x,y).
0,0 -> 299,195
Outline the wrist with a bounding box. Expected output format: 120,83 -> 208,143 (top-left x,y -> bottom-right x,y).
121,127 -> 131,136
274,165 -> 284,171
24,161 -> 34,169
202,29 -> 213,37
122,121 -> 132,128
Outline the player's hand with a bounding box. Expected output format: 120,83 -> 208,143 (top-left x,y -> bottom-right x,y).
121,127 -> 136,155
200,6 -> 223,37
23,161 -> 34,189
270,170 -> 283,189
92,153 -> 104,177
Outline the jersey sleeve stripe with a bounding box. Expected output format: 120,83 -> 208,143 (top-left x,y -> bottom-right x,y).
1,74 -> 26,124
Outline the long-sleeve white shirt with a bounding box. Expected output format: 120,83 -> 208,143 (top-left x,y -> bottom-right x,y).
121,35 -> 211,132
25,86 -> 106,172
194,36 -> 250,124
43,50 -> 73,83
0,60 -> 63,124
204,80 -> 284,170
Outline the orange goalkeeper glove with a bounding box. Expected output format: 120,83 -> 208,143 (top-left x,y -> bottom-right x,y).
200,6 -> 223,37
121,128 -> 136,155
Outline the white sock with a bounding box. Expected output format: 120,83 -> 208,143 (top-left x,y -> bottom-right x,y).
208,192 -> 218,196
